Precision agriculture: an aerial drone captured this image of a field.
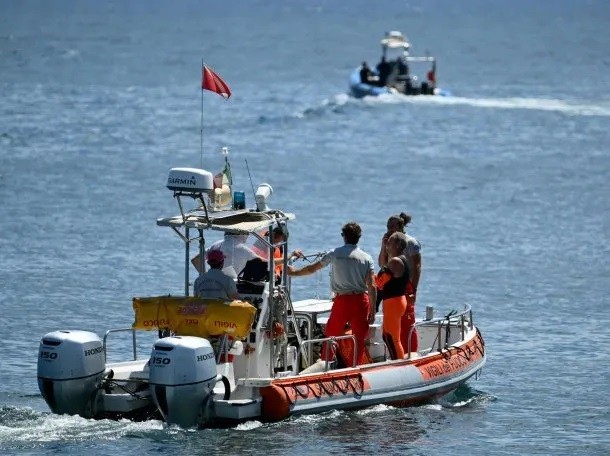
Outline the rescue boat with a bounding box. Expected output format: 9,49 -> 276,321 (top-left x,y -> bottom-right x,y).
349,30 -> 451,98
37,157 -> 486,428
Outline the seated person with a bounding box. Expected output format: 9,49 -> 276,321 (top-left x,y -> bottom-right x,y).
194,249 -> 240,300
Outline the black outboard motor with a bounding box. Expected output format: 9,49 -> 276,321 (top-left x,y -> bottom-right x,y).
37,330 -> 106,417
149,336 -> 219,428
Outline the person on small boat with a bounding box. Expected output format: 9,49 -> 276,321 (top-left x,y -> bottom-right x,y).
396,56 -> 409,79
375,232 -> 410,359
378,212 -> 421,353
376,56 -> 391,86
359,61 -> 379,85
252,226 -> 286,278
194,249 -> 240,300
288,222 -> 376,366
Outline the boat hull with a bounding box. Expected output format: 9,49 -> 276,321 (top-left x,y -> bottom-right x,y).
348,68 -> 451,98
240,328 -> 485,423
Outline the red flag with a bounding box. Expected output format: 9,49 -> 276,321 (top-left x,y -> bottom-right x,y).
427,61 -> 436,84
201,65 -> 231,99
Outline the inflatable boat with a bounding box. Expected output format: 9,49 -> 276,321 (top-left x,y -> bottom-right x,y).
349,31 -> 451,98
37,156 -> 485,428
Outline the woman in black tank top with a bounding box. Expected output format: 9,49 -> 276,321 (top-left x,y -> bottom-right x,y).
375,233 -> 409,360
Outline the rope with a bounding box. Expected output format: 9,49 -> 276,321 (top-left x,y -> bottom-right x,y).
318,380 -> 335,396
278,385 -> 296,406
293,384 -> 309,399
335,377 -> 350,394
453,344 -> 473,361
98,380 -> 149,400
348,375 -> 365,397
473,329 -> 486,357
305,381 -> 329,400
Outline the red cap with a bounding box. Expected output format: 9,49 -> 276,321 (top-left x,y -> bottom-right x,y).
207,249 -> 225,265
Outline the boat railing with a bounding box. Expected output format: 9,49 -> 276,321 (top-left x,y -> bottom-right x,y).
405,304 -> 473,359
299,334 -> 357,372
103,327 -> 139,362
292,312 -> 315,367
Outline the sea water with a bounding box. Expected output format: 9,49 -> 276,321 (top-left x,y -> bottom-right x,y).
1,1 -> 609,454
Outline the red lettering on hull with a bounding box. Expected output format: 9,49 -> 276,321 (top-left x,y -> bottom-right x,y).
417,336 -> 484,381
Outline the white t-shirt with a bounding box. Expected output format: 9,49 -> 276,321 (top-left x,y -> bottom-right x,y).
320,244 -> 374,294
207,234 -> 259,278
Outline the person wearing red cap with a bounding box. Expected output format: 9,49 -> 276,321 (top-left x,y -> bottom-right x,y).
194,249 -> 240,300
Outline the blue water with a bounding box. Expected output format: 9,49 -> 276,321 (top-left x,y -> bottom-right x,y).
1,0 -> 609,454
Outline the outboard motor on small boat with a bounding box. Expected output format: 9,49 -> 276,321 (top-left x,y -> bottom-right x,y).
37,330 -> 106,417
149,336 -> 219,428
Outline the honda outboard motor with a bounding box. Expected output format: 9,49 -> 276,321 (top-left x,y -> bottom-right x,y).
37,330 -> 105,417
149,336 -> 218,428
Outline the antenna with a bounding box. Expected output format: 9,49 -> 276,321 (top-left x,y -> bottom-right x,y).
244,159 -> 257,200
200,59 -> 204,168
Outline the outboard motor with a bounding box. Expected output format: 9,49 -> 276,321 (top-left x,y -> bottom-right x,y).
37,330 -> 105,417
149,336 -> 219,428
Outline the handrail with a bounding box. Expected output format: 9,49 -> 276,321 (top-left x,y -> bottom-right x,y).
299,335 -> 357,372
405,304 -> 473,359
103,328 -> 138,362
292,312 -> 314,367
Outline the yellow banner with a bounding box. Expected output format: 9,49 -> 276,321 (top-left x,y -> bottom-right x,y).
132,296 -> 256,339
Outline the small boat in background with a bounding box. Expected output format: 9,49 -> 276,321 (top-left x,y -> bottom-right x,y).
349,31 -> 451,98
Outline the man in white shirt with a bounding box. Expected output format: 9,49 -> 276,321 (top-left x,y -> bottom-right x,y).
192,232 -> 261,279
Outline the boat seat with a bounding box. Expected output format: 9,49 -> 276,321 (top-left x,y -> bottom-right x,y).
129,369 -> 150,381
237,280 -> 265,295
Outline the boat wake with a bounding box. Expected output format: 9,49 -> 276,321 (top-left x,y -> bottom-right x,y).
279,92 -> 610,122
0,405 -> 164,449
256,93 -> 354,124
434,384 -> 495,409
355,92 -> 610,116
234,420 -> 264,431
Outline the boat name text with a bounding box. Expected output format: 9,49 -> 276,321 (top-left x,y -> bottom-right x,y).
143,319 -> 171,327
422,354 -> 473,379
214,320 -> 237,329
178,304 -> 207,316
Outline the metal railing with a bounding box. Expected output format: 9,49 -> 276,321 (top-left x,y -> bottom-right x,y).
405,304 -> 473,359
291,312 -> 315,367
299,334 -> 357,372
103,328 -> 138,362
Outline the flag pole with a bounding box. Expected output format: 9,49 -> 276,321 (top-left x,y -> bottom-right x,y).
200,59 -> 204,169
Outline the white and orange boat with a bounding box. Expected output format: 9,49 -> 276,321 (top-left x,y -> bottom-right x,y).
37,158 -> 486,428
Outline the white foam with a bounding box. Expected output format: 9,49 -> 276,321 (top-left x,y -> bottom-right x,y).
355,404 -> 394,415
234,420 -> 263,431
0,412 -> 165,443
355,92 -> 610,116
